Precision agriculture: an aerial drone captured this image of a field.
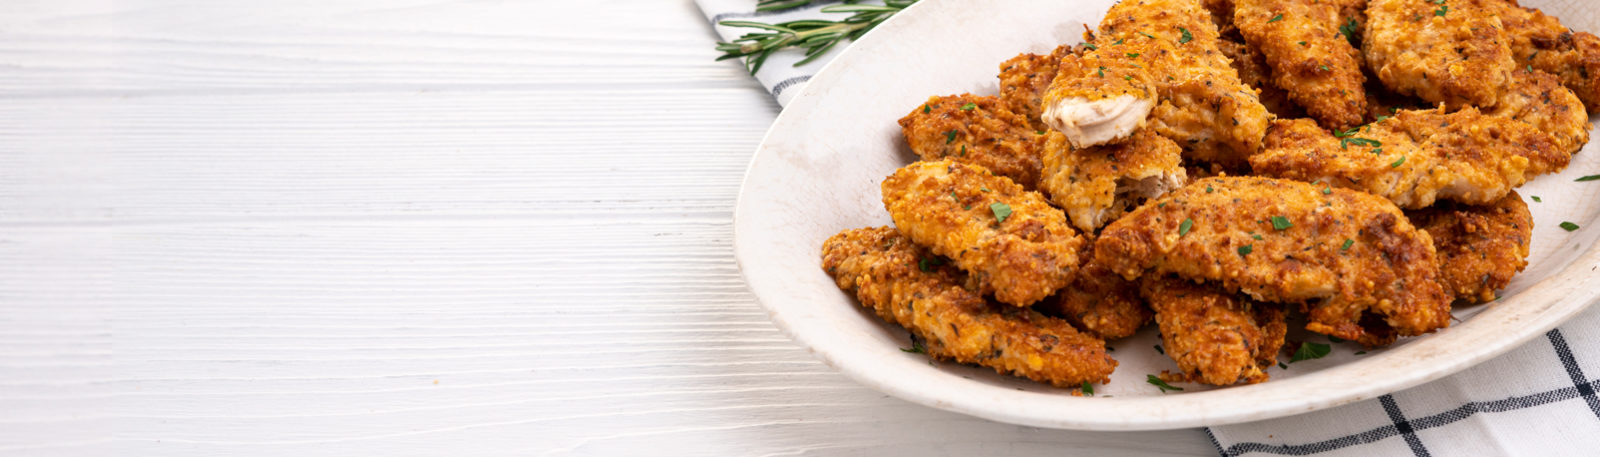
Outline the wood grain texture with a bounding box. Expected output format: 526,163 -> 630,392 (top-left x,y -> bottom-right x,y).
0,0 -> 1213,455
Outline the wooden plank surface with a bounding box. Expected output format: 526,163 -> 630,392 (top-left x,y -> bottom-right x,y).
0,1 -> 1214,455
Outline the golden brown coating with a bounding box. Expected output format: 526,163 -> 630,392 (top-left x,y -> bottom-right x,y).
821,227 -> 1117,386
1040,37 -> 1165,148
898,94 -> 1046,189
1363,0 -> 1516,109
999,45 -> 1075,130
881,160 -> 1084,307
1093,176 -> 1452,346
1235,0 -> 1367,129
1100,0 -> 1274,167
1219,37 -> 1305,119
1044,247 -> 1153,340
1484,70 -> 1591,155
1494,0 -> 1600,111
1407,192 -> 1533,304
1142,277 -> 1287,385
1249,108 -> 1569,208
1039,129 -> 1188,233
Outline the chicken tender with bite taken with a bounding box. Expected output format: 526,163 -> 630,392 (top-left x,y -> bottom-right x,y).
1142,277 -> 1287,386
1093,176 -> 1452,346
899,94 -> 1046,189
822,227 -> 1117,386
881,160 -> 1084,307
1044,250 -> 1153,341
1407,192 -> 1534,304
1039,129 -> 1188,233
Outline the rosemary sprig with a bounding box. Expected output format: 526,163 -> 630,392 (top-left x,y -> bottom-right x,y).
756,0 -> 824,11
716,1 -> 918,74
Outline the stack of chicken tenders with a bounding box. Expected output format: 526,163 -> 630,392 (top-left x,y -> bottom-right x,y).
822,0 -> 1594,389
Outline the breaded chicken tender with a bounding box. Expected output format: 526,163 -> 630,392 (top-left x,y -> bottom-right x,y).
881,160 -> 1084,306
1364,0 -> 1516,109
1235,0 -> 1367,129
1039,129 -> 1188,233
1493,0 -> 1600,111
821,227 -> 1117,386
1142,277 -> 1287,385
1040,40 -> 1164,148
1250,108 -> 1569,208
1407,192 -> 1533,304
1044,248 -> 1153,340
899,94 -> 1046,189
1104,0 -> 1274,167
1485,70 -> 1591,155
999,45 -> 1075,130
1093,177 -> 1451,346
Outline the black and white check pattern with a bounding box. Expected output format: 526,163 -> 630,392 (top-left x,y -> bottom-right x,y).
697,1 -> 1600,454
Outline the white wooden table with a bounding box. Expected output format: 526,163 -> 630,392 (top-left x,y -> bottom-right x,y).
0,1 -> 1214,455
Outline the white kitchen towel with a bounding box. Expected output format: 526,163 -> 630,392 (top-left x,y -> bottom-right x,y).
696,1 -> 1600,455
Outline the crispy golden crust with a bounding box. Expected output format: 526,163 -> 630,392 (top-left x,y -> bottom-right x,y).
1039,129 -> 1188,233
1250,108 -> 1568,208
898,95 -> 1046,189
1044,245 -> 1153,340
1495,0 -> 1600,112
1407,192 -> 1533,304
1042,38 -> 1163,112
1142,277 -> 1286,385
881,160 -> 1084,306
1235,0 -> 1367,129
999,46 -> 1075,130
1364,0 -> 1516,109
1219,37 -> 1305,119
1098,0 -> 1274,167
821,227 -> 1117,386
1485,70 -> 1591,155
1093,176 -> 1451,346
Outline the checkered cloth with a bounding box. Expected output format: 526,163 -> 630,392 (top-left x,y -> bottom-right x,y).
697,1 -> 1600,455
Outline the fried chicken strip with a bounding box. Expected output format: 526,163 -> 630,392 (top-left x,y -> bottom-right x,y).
1249,108 -> 1568,208
1094,177 -> 1451,345
1485,70 -> 1590,155
1363,0 -> 1516,109
881,160 -> 1084,306
1039,129 -> 1188,233
821,227 -> 1117,386
899,94 -> 1047,189
1235,0 -> 1367,129
1040,39 -> 1163,148
1493,0 -> 1600,111
1219,37 -> 1304,118
1142,277 -> 1287,385
999,45 -> 1075,130
1407,192 -> 1533,304
1044,249 -> 1153,340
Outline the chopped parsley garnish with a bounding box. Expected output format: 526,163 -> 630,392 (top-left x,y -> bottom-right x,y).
1140,31 -> 1157,39
1340,137 -> 1381,150
1269,13 -> 1284,23
1322,186 -> 1333,195
1560,221 -> 1581,231
1147,374 -> 1184,392
990,202 -> 1012,224
1299,41 -> 1308,46
1435,4 -> 1449,16
1252,233 -> 1264,240
1206,185 -> 1214,193
1320,65 -> 1330,71
1390,156 -> 1407,168
1124,75 -> 1133,81
950,191 -> 959,201
1333,127 -> 1360,138
1127,52 -> 1141,58
1341,238 -> 1354,251
1528,64 -> 1535,72
1084,43 -> 1099,50
960,102 -> 977,111
1113,38 -> 1125,45
1576,174 -> 1600,182
1278,361 -> 1289,369
1179,218 -> 1194,236
959,145 -> 967,157
1532,195 -> 1542,202
1339,18 -> 1359,46
1098,66 -> 1107,77
1154,344 -> 1165,354
1081,381 -> 1094,396
901,340 -> 926,353
1375,115 -> 1392,123
980,187 -> 991,192
918,257 -> 944,272
923,104 -> 931,114
1238,244 -> 1253,256
1271,216 -> 1292,230
1291,342 -> 1332,362
1179,27 -> 1193,43
945,129 -> 958,144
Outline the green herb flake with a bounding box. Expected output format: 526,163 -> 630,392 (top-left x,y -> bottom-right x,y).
959,102 -> 977,111
1320,64 -> 1330,71
1179,218 -> 1194,237
1291,341 -> 1332,362
1081,381 -> 1094,396
1435,4 -> 1449,16
1124,75 -> 1133,81
1339,18 -> 1359,46
1154,344 -> 1165,355
959,144 -> 967,157
1252,233 -> 1264,240
1206,185 -> 1214,193
990,202 -> 1013,224
1323,186 -> 1333,195
1113,38 -> 1125,45
923,104 -> 930,114
1179,27 -> 1193,43
1140,31 -> 1157,39
1271,216 -> 1293,230
1532,195 -> 1542,202
1576,175 -> 1600,182
1146,374 -> 1184,393
1269,13 -> 1284,23
1341,238 -> 1354,251
1238,244 -> 1253,256
945,129 -> 958,144
1084,43 -> 1099,50
1127,52 -> 1141,58
1391,156 -> 1406,168
917,257 -> 943,272
1298,41 -> 1308,46
1097,66 -> 1106,77
1278,361 -> 1290,369
1561,221 -> 1581,231
901,340 -> 925,354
